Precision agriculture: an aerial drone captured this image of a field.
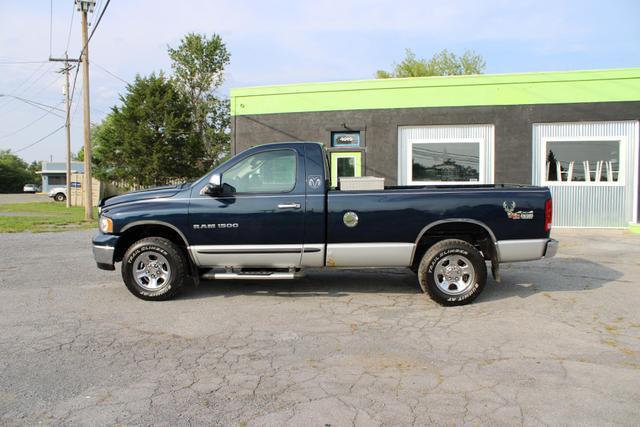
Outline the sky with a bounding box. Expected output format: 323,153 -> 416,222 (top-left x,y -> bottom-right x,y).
1,0 -> 639,163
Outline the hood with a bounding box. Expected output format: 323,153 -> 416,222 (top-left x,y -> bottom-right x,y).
101,185 -> 182,208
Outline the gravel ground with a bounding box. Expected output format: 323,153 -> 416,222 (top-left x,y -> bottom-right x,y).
0,229 -> 639,426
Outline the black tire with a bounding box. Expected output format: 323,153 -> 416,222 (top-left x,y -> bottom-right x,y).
54,193 -> 66,202
417,239 -> 487,306
121,237 -> 188,301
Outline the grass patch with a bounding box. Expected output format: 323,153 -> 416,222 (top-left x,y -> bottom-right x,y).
0,202 -> 98,233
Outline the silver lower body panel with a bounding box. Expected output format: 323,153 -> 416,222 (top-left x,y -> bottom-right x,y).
496,238 -> 558,263
326,243 -> 414,267
189,244 -> 325,268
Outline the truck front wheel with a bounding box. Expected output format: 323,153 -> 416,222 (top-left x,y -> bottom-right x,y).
121,237 -> 187,301
417,239 -> 487,306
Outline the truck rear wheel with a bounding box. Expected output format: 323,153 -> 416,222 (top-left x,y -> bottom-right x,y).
417,239 -> 487,306
121,237 -> 187,301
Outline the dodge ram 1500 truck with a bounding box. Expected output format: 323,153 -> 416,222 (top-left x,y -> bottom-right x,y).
93,141 -> 558,306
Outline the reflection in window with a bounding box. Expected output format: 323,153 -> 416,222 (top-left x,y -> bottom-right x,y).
222,150 -> 296,193
411,142 -> 480,182
546,140 -> 620,183
337,157 -> 355,178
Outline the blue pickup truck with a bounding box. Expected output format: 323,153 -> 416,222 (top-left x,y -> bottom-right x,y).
93,142 -> 557,306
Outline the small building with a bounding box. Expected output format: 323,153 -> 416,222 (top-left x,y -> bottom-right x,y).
38,161 -> 84,192
230,68 -> 640,229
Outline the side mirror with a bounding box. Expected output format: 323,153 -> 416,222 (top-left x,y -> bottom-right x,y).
201,174 -> 222,196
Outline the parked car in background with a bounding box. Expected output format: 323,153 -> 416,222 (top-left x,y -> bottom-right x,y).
23,184 -> 40,193
48,187 -> 67,202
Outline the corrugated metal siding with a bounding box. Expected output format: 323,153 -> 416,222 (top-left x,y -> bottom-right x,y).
532,121 -> 639,227
398,125 -> 495,185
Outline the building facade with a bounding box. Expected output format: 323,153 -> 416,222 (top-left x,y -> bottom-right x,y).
230,69 -> 640,229
38,161 -> 84,192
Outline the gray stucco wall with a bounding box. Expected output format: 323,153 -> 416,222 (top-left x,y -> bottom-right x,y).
232,101 -> 640,222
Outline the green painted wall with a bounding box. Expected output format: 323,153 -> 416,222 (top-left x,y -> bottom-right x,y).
230,68 -> 640,116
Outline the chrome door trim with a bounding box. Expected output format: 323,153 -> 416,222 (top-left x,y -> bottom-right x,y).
189,244 -> 305,268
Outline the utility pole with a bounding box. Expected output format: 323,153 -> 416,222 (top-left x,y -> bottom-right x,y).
77,0 -> 95,219
50,54 -> 80,208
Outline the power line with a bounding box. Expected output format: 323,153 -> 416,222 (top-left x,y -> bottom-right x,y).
0,95 -> 65,117
79,0 -> 110,59
0,67 -> 59,110
65,2 -> 76,51
93,61 -> 129,85
0,60 -> 50,65
12,125 -> 65,154
0,102 -> 64,140
49,0 -> 54,58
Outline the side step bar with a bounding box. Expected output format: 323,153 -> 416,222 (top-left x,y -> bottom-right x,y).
201,269 -> 305,280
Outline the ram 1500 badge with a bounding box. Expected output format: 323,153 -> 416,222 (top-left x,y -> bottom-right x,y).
92,142 -> 558,306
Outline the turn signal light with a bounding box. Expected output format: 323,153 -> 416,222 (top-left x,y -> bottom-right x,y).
544,198 -> 552,233
99,216 -> 113,234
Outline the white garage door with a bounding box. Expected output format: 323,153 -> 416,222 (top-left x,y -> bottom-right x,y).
398,124 -> 495,185
532,121 -> 639,228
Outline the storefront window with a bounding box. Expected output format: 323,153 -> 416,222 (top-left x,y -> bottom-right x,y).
411,142 -> 480,183
48,175 -> 66,185
546,140 -> 621,183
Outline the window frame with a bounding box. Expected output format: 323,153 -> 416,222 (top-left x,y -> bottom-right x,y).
221,148 -> 299,195
407,138 -> 486,185
540,136 -> 627,187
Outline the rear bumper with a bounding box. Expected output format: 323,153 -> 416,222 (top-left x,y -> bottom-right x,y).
496,238 -> 559,263
92,233 -> 119,271
544,238 -> 559,258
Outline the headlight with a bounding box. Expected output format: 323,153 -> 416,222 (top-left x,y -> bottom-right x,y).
99,216 -> 113,234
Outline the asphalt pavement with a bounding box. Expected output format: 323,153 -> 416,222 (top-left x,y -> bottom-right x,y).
0,228 -> 639,425
0,193 -> 50,204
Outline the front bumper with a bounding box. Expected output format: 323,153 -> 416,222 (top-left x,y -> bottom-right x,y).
543,238 -> 559,258
92,233 -> 119,270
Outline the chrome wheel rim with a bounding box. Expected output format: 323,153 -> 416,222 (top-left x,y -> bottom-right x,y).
133,251 -> 171,291
434,254 -> 475,296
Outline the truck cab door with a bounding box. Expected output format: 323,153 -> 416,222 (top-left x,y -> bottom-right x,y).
188,146 -> 306,268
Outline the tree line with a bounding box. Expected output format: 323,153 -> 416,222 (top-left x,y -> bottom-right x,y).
2,42 -> 485,193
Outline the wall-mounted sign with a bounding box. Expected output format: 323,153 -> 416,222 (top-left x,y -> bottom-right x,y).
332,131 -> 360,147
70,181 -> 81,188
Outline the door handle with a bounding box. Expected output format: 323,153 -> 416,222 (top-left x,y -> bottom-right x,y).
277,202 -> 301,209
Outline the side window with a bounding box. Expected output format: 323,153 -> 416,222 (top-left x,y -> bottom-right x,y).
222,150 -> 297,193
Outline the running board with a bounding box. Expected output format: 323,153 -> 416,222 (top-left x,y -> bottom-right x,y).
200,269 -> 305,280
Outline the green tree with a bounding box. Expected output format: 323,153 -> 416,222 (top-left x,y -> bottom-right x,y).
0,150 -> 36,193
91,73 -> 204,186
376,48 -> 486,78
168,33 -> 231,167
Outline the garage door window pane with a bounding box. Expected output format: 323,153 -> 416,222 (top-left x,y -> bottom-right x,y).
546,140 -> 620,183
412,143 -> 480,182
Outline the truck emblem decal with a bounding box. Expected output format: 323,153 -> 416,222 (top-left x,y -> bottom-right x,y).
308,175 -> 322,189
503,201 -> 534,220
193,223 -> 239,230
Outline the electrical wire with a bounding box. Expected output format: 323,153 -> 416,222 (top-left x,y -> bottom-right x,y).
65,1 -> 76,52
49,0 -> 54,58
12,125 -> 65,154
0,60 -> 50,65
93,61 -> 129,85
0,102 -> 65,140
0,63 -> 53,110
79,0 -> 111,59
